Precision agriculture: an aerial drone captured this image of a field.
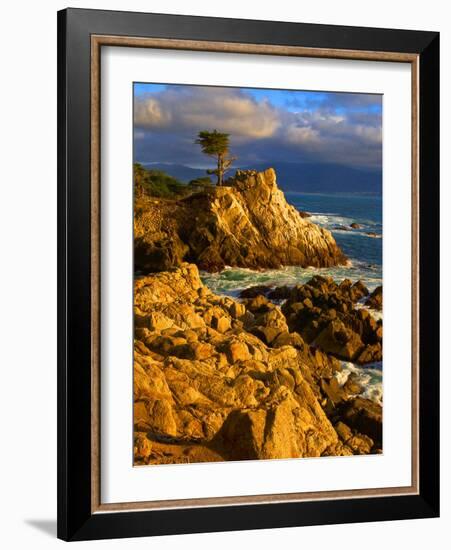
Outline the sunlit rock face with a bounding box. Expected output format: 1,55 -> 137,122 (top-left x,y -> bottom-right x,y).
133,264 -> 381,466
134,168 -> 347,274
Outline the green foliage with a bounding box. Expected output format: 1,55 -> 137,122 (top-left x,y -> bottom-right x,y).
195,130 -> 236,186
195,130 -> 230,156
188,176 -> 213,187
134,163 -> 186,198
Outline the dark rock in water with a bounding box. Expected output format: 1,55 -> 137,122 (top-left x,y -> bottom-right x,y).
239,285 -> 273,299
298,210 -> 311,218
281,276 -> 381,364
352,280 -> 370,300
134,168 -> 347,273
350,222 -> 362,229
365,286 -> 382,311
267,285 -> 292,300
333,224 -> 351,231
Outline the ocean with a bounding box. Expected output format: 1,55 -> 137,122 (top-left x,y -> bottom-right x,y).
200,192 -> 383,405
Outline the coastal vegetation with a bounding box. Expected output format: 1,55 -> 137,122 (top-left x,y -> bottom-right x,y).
195,129 -> 236,186
134,162 -> 188,199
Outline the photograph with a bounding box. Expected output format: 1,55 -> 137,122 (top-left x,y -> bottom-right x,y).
133,82 -> 383,466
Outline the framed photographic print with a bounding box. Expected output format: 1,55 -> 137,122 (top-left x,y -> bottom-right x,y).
57,8 -> 440,541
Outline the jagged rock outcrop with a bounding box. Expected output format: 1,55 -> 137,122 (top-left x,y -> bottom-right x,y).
365,286 -> 383,311
280,276 -> 382,364
135,168 -> 346,273
133,263 -> 381,465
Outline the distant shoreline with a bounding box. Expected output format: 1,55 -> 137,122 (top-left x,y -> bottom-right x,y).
138,161 -> 382,196
285,190 -> 382,198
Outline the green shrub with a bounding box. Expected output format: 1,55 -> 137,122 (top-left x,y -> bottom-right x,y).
188,177 -> 213,187
134,163 -> 186,198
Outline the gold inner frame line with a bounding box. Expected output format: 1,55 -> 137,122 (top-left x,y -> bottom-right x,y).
90,34 -> 420,514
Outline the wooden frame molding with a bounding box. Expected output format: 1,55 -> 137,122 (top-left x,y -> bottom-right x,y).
91,34 -> 419,62
90,34 -> 420,515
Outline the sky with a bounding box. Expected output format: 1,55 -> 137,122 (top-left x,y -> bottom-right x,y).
133,83 -> 382,171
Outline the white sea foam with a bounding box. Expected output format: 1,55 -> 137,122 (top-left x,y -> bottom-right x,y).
201,262 -> 382,296
308,212 -> 380,230
354,302 -> 383,321
309,213 -> 353,227
307,212 -> 382,243
335,361 -> 383,406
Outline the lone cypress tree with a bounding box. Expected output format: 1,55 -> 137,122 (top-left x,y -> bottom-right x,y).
195,130 -> 236,186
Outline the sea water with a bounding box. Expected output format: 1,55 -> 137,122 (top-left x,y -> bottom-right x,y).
200,192 -> 383,404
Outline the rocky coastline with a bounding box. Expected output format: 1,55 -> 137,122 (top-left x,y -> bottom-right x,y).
134,168 -> 347,273
133,168 -> 382,465
134,263 -> 383,465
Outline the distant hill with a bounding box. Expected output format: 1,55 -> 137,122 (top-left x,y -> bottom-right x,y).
141,163 -> 208,183
141,161 -> 382,195
243,162 -> 382,195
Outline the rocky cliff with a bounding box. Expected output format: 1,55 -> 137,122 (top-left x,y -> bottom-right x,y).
134,263 -> 381,465
135,168 -> 346,273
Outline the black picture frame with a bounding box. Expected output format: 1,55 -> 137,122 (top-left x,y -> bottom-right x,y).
57,7 -> 439,541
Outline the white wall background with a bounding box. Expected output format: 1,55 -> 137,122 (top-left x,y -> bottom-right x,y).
0,0 -> 448,547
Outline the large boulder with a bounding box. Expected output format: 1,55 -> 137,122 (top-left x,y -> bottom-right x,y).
134,168 -> 346,273
365,286 -> 383,311
314,319 -> 364,362
217,387 -> 339,460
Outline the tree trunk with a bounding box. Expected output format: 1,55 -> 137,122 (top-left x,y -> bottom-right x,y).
217,153 -> 223,186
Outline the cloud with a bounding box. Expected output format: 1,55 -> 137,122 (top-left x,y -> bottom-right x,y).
134,85 -> 382,170
134,98 -> 172,128
285,124 -> 321,145
135,86 -> 280,139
